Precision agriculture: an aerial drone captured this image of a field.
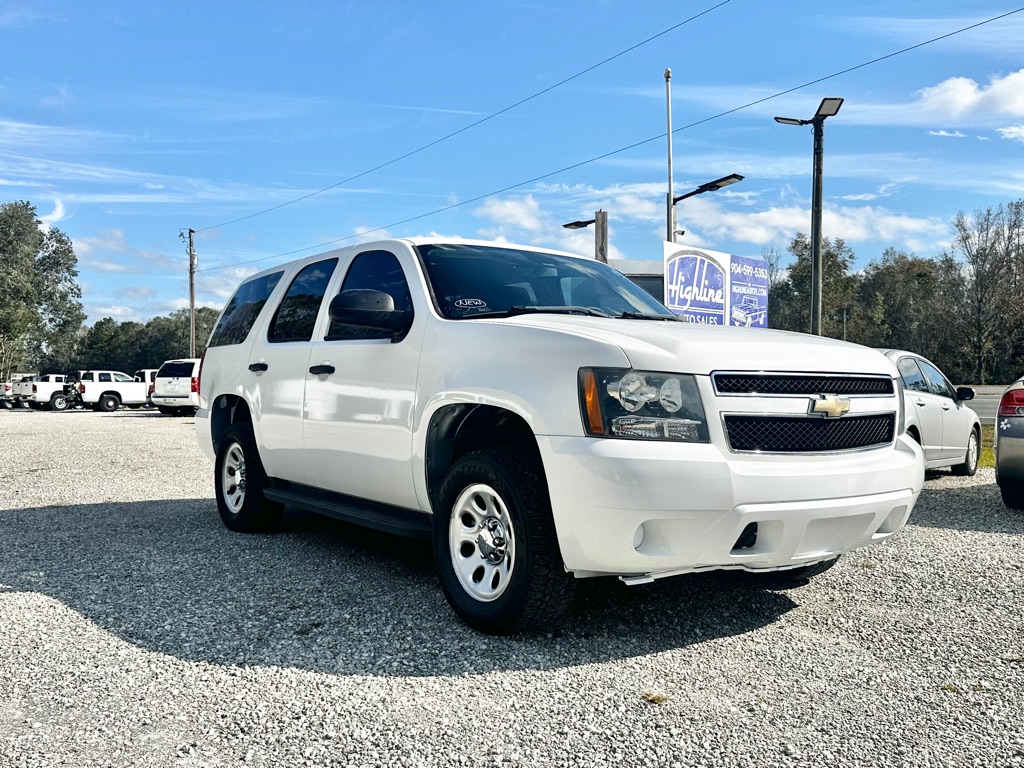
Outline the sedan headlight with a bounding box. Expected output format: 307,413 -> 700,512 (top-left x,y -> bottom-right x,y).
579,367 -> 709,442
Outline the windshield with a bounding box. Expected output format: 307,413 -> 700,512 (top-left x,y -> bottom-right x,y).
417,244 -> 674,320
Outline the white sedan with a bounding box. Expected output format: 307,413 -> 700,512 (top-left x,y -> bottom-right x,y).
880,349 -> 981,476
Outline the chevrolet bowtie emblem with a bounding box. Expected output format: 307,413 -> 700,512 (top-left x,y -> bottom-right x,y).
810,394 -> 851,418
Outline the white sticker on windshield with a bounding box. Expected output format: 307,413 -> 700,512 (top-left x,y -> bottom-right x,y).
454,298 -> 487,308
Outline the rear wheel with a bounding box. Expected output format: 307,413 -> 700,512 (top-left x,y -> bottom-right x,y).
215,423 -> 283,532
951,428 -> 980,477
49,393 -> 69,411
433,448 -> 574,634
98,394 -> 120,412
999,479 -> 1024,510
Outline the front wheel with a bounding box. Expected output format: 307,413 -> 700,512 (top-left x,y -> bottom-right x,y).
951,428 -> 980,477
98,394 -> 120,412
215,423 -> 283,532
433,448 -> 574,634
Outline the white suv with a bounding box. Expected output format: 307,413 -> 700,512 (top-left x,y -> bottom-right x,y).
152,359 -> 200,415
197,238 -> 924,633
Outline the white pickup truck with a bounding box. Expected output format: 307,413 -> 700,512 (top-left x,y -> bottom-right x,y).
197,237 -> 925,633
77,370 -> 149,411
19,373 -> 72,410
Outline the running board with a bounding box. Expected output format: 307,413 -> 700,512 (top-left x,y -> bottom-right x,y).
264,481 -> 432,539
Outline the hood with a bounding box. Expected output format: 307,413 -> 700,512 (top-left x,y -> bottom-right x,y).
488,315 -> 897,377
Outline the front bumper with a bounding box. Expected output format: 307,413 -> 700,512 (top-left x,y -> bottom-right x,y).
538,433 -> 923,578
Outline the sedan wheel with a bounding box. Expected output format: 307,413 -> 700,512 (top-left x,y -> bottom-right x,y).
951,428 -> 979,477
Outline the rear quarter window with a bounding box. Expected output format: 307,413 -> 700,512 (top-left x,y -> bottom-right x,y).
208,271 -> 284,347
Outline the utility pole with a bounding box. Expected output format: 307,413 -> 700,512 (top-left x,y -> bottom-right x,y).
665,68 -> 675,243
187,229 -> 197,358
595,209 -> 608,264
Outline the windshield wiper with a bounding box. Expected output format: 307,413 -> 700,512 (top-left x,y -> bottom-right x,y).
617,311 -> 682,321
506,305 -> 613,318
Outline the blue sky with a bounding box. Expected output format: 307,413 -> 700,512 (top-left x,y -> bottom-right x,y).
2,1 -> 1023,323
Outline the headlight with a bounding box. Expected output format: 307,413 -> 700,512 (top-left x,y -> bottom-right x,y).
579,367 -> 709,442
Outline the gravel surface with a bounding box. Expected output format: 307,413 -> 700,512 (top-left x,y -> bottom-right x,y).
1,409 -> 1021,767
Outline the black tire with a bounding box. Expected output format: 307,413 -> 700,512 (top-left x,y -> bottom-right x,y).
16,400 -> 29,409
757,557 -> 840,588
999,480 -> 1024,511
98,394 -> 120,412
214,423 -> 284,532
951,428 -> 980,477
49,393 -> 70,412
433,448 -> 575,634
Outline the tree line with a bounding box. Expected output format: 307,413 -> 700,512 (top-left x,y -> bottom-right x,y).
768,201 -> 1024,384
3,197 -> 1024,384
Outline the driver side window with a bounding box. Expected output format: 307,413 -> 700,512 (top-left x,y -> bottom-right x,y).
327,250 -> 413,341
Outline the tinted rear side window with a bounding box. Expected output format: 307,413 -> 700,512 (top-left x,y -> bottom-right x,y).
268,258 -> 338,342
208,271 -> 284,347
158,362 -> 196,378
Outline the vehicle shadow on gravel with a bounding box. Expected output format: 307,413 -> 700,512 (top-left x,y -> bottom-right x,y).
0,499 -> 798,677
912,478 -> 1023,534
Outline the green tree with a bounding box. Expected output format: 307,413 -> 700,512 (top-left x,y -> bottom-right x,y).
858,248 -> 945,362
0,201 -> 85,379
768,234 -> 862,340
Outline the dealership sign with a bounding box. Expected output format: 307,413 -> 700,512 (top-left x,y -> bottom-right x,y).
663,243 -> 769,327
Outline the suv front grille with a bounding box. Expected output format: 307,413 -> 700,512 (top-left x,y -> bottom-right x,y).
713,373 -> 893,396
724,414 -> 895,453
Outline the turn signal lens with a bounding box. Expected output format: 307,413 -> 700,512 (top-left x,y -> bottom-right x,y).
581,368 -> 605,435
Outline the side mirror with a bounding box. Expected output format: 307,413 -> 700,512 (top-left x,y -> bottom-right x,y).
955,386 -> 975,402
327,289 -> 412,342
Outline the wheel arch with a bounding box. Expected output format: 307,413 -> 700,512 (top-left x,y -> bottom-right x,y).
424,403 -> 545,513
210,393 -> 253,456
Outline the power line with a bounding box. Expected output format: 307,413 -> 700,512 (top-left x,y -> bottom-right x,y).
195,0 -> 731,233
199,6 -> 1024,273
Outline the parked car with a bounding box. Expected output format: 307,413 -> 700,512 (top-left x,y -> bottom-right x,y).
995,376 -> 1024,509
21,373 -> 71,410
152,359 -> 200,416
0,381 -> 12,408
197,238 -> 924,633
879,349 -> 980,475
134,368 -> 160,406
77,370 -> 148,411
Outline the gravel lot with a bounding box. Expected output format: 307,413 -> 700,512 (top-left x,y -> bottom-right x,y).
1,409 -> 1021,768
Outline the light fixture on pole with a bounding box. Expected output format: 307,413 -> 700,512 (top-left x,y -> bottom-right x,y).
563,210 -> 608,264
774,97 -> 844,336
671,173 -> 744,237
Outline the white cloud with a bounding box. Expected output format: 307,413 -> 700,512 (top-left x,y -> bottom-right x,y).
74,228 -> 179,274
927,130 -> 966,138
916,69 -> 1024,119
113,286 -> 157,300
475,195 -> 545,233
997,126 -> 1024,143
40,84 -> 71,110
37,198 -> 69,228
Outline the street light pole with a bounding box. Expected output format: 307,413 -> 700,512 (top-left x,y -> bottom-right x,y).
665,68 -> 675,243
671,174 -> 744,237
810,118 -> 825,337
774,97 -> 844,337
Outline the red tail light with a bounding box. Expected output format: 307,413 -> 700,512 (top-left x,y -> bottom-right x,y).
197,349 -> 206,396
79,383 -> 85,394
32,384 -> 37,393
998,389 -> 1024,416
148,384 -> 154,396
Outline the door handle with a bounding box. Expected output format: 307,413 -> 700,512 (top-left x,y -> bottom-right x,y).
309,364 -> 335,375
914,399 -> 925,406
248,362 -> 268,372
